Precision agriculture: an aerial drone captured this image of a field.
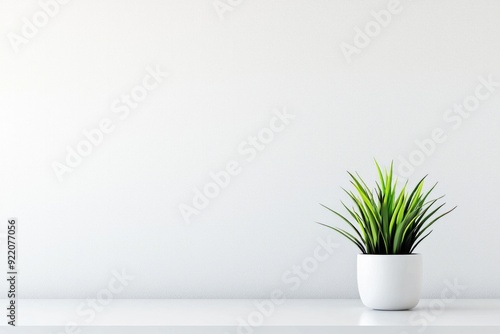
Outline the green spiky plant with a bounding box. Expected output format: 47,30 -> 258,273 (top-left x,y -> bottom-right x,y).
318,161 -> 456,254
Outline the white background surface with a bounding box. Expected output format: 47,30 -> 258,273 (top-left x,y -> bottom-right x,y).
0,0 -> 499,299
3,299 -> 499,326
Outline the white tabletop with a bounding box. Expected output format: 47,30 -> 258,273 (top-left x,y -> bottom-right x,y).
1,299 -> 499,333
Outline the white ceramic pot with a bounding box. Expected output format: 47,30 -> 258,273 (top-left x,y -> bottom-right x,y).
357,254 -> 423,310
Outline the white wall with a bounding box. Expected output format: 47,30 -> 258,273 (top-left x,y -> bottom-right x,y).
1,0 -> 499,299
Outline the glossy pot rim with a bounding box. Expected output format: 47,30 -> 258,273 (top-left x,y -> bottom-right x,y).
357,253 -> 422,256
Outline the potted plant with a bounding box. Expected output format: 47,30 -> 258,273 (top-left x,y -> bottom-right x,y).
318,161 -> 456,310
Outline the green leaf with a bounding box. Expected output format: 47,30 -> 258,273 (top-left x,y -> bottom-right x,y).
410,230 -> 433,253
320,204 -> 365,243
316,161 -> 455,254
316,222 -> 366,253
